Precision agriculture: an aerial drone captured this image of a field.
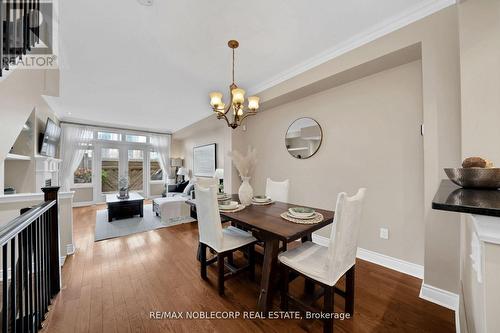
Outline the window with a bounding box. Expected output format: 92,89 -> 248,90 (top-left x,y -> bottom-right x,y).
101,148 -> 120,192
150,151 -> 163,181
126,134 -> 147,143
128,150 -> 144,191
97,131 -> 121,141
74,150 -> 93,184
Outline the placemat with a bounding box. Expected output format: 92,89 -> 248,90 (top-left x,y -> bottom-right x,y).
280,212 -> 324,224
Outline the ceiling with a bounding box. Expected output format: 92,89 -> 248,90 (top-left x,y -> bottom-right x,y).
45,0 -> 453,133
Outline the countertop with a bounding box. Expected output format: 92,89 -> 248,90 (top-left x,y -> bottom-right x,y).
432,180 -> 500,217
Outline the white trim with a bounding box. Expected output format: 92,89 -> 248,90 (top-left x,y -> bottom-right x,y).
249,0 -> 456,94
311,234 -> 424,279
419,282 -> 459,311
0,191 -> 74,203
66,243 -> 76,255
60,256 -> 66,267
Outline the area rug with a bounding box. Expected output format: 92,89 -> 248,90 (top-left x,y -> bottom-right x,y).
94,204 -> 195,241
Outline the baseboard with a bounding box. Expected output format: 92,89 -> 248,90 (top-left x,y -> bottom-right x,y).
59,255 -> 66,267
419,282 -> 459,311
311,234 -> 424,279
66,243 -> 76,255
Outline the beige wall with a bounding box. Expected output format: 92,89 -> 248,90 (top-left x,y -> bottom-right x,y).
173,116 -> 233,190
237,61 -> 425,264
459,0 -> 500,165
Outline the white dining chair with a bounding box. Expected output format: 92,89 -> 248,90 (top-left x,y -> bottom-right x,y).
194,176 -> 219,188
265,178 -> 290,203
279,188 -> 366,333
195,183 -> 257,295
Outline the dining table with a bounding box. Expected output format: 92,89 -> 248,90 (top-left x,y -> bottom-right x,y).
187,195 -> 335,313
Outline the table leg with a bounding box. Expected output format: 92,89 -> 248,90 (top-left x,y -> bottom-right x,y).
140,203 -> 144,217
257,239 -> 280,313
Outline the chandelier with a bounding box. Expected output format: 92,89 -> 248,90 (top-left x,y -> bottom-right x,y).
209,40 -> 260,129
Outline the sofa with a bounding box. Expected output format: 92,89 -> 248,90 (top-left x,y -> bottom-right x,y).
153,180 -> 196,220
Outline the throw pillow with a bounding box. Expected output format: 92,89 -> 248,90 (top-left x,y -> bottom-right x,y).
176,180 -> 189,193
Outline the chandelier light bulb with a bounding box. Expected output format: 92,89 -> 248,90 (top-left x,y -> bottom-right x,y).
232,88 -> 245,105
209,92 -> 223,107
248,96 -> 260,111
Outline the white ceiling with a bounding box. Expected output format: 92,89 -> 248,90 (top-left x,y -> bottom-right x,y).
46,0 -> 453,133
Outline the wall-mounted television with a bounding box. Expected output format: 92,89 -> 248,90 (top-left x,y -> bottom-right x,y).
39,118 -> 61,157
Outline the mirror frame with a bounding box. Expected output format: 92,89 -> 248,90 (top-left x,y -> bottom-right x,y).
284,117 -> 323,160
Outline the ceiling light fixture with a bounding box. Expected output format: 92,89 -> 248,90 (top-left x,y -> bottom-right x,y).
209,40 -> 260,129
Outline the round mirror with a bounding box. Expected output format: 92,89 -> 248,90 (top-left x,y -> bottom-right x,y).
285,117 -> 323,159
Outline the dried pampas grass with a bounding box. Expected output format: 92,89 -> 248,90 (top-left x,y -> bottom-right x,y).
228,147 -> 258,179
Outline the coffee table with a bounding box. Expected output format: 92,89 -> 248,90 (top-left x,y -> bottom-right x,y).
106,192 -> 144,222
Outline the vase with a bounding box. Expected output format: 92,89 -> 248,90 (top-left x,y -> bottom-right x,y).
238,177 -> 253,206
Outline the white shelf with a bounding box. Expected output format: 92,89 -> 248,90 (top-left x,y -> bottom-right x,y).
287,147 -> 309,151
5,153 -> 32,161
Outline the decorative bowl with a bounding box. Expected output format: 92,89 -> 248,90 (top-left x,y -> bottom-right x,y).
444,168 -> 500,189
253,195 -> 270,203
288,207 -> 315,218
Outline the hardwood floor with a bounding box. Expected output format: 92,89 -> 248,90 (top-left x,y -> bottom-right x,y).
43,204 -> 455,333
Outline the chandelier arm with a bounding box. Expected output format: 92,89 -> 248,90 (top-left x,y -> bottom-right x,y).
217,112 -> 233,128
238,111 -> 257,124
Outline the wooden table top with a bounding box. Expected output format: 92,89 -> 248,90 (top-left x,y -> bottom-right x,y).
187,195 -> 334,242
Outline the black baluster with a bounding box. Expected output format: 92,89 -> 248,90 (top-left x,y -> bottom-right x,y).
41,212 -> 46,318
10,237 -> 16,333
2,244 -> 8,333
36,217 -> 41,329
24,229 -> 30,331
18,230 -> 24,333
26,226 -> 32,332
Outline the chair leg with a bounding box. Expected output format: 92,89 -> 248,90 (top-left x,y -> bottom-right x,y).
248,244 -> 255,281
304,279 -> 315,295
217,253 -> 225,296
280,264 -> 289,311
200,243 -> 207,280
227,252 -> 234,266
345,265 -> 355,316
323,285 -> 334,333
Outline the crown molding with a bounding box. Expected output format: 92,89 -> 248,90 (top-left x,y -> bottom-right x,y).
249,0 -> 456,95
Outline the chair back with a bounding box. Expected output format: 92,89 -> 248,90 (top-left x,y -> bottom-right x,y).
328,188 -> 366,283
265,178 -> 290,203
194,177 -> 219,188
194,183 -> 223,249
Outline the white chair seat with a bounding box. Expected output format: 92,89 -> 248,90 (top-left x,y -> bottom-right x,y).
278,241 -> 336,286
207,226 -> 257,253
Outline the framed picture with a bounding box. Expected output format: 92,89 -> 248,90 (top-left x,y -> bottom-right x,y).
193,143 -> 216,177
